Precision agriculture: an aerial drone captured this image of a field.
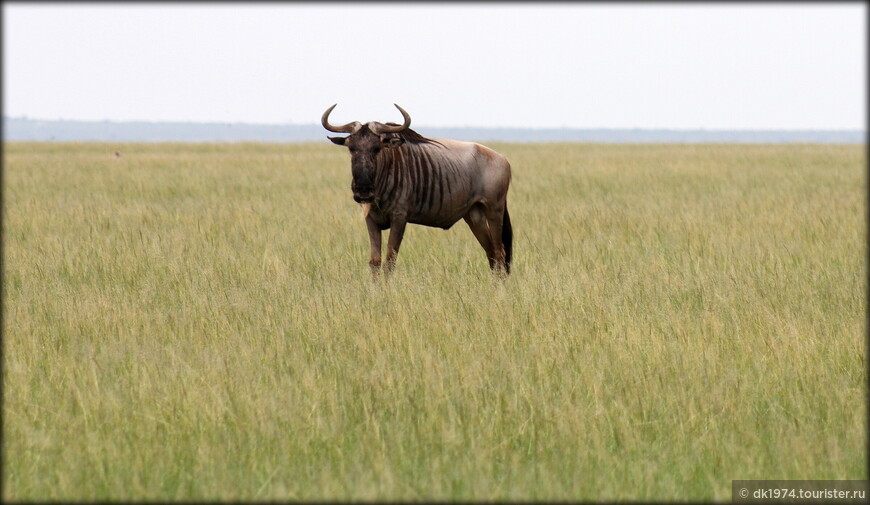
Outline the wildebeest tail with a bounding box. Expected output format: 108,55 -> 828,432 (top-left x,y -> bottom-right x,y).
503,206 -> 513,274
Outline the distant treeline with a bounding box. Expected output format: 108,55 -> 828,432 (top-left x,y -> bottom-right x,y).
3,117 -> 865,144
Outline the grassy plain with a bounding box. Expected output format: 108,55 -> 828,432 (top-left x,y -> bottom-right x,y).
2,141 -> 866,500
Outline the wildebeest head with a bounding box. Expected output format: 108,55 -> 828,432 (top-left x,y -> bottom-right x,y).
322,104 -> 411,204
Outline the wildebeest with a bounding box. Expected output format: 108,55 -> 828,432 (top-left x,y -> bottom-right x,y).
322,104 -> 512,275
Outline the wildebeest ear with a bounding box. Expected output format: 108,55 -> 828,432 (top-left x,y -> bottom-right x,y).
327,136 -> 346,146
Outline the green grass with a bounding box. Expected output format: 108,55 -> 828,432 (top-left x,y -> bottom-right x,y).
3,141 -> 866,501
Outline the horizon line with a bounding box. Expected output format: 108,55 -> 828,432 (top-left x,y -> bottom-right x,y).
4,116 -> 865,133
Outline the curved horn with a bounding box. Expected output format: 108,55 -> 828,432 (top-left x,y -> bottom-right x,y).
371,104 -> 411,134
321,104 -> 361,133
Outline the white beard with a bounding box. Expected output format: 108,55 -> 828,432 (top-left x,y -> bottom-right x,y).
360,202 -> 371,219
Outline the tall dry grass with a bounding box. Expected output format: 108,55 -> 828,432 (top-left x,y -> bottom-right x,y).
3,141 -> 866,500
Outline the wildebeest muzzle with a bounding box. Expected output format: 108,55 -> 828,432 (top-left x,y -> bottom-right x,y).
352,185 -> 375,204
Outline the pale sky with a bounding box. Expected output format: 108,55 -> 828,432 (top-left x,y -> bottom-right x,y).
3,2 -> 866,130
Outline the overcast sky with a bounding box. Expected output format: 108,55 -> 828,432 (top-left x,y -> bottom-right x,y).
3,3 -> 866,129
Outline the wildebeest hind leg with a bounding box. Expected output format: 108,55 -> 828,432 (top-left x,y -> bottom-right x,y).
464,204 -> 496,269
483,205 -> 507,273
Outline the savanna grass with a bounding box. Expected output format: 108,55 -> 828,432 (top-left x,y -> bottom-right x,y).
3,141 -> 866,500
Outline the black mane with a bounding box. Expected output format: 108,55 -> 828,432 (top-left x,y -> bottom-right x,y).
382,123 -> 437,145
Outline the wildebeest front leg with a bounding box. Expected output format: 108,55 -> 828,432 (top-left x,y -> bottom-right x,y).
365,216 -> 382,274
384,216 -> 407,273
